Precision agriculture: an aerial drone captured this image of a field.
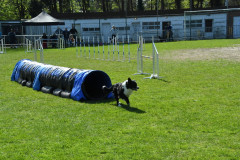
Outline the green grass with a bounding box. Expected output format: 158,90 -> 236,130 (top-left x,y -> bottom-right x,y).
1,39 -> 240,159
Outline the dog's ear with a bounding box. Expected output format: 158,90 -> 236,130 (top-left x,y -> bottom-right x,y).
128,78 -> 132,82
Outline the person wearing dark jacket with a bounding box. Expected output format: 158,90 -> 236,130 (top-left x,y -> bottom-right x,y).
41,33 -> 48,49
70,25 -> 78,45
8,29 -> 16,48
63,28 -> 70,47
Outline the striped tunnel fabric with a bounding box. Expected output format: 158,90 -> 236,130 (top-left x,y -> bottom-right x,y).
11,59 -> 113,101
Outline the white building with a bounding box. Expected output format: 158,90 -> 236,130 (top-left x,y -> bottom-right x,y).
1,8 -> 240,42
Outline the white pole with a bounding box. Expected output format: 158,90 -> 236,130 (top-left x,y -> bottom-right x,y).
102,36 -> 105,60
93,37 -> 95,59
34,38 -> 37,61
128,35 -> 130,62
112,37 -> 115,60
122,36 -> 125,61
80,37 -> 82,57
88,37 -> 90,58
152,36 -> 155,76
108,37 -> 110,60
97,37 -> 100,59
140,35 -> 143,73
83,36 -> 86,57
76,36 -> 79,57
117,36 -> 120,61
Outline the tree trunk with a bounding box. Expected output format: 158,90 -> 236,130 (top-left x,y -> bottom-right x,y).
161,0 -> 165,10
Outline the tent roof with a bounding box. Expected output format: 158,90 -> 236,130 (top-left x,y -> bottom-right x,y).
22,11 -> 65,26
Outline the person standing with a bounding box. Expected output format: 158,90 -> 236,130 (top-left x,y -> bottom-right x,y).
63,28 -> 70,47
41,33 -> 48,49
70,25 -> 78,45
55,27 -> 63,37
110,25 -> 118,44
8,29 -> 16,48
167,23 -> 173,41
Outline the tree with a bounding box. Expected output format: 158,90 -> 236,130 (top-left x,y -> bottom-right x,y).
161,0 -> 165,10
175,0 -> 182,9
28,0 -> 43,17
15,0 -> 29,19
137,0 -> 144,11
210,0 -> 224,8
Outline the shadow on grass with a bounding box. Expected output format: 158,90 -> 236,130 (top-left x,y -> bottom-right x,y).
159,78 -> 170,83
83,98 -> 115,104
119,104 -> 146,114
85,99 -> 146,114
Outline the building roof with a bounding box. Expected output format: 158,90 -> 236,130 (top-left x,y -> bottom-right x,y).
22,11 -> 65,26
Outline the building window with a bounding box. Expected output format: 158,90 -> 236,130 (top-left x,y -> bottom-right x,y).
116,26 -> 130,31
205,19 -> 213,32
83,28 -> 100,32
185,20 -> 202,28
142,22 -> 160,30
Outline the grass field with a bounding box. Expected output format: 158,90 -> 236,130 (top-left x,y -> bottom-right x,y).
1,39 -> 240,159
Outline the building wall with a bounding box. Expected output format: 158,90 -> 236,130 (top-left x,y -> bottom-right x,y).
184,13 -> 227,40
2,10 -> 240,42
50,13 -> 228,42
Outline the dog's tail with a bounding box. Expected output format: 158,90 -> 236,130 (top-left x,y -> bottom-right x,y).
102,85 -> 113,94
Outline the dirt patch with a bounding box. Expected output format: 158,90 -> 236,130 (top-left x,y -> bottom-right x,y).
163,47 -> 240,61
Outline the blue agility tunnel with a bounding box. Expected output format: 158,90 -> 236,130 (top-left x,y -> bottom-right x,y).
11,59 -> 113,101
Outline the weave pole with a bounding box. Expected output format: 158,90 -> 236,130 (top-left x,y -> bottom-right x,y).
122,36 -> 125,61
83,36 -> 86,57
107,37 -> 110,60
88,37 -> 90,58
102,36 -> 105,60
79,37 -> 82,57
128,35 -> 130,62
97,37 -> 100,59
93,37 -> 96,59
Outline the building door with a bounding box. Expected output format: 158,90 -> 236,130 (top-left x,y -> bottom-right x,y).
131,22 -> 141,42
205,19 -> 213,39
75,23 -> 81,37
162,21 -> 170,40
102,23 -> 111,42
233,16 -> 240,38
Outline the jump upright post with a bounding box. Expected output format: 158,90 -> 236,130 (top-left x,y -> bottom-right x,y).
25,37 -> 33,53
145,36 -> 162,79
134,34 -> 149,75
34,38 -> 44,63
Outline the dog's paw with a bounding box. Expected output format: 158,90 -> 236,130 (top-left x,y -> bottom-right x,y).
117,103 -> 122,107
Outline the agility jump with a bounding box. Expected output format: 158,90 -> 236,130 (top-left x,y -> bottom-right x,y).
135,35 -> 162,79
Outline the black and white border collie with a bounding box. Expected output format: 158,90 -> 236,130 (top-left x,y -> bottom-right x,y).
102,78 -> 139,107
